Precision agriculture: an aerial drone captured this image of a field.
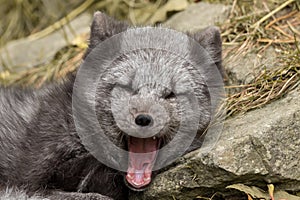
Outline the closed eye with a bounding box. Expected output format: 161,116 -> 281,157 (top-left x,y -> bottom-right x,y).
164,92 -> 176,99
115,83 -> 134,94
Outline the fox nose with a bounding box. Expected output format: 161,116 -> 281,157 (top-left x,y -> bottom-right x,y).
135,114 -> 153,127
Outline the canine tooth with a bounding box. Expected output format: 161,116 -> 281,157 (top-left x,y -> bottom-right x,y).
144,177 -> 151,181
153,136 -> 156,140
126,174 -> 133,179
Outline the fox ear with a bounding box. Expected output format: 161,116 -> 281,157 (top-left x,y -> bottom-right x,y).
85,12 -> 129,57
192,26 -> 223,74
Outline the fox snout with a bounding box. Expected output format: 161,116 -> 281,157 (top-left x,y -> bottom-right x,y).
134,114 -> 153,127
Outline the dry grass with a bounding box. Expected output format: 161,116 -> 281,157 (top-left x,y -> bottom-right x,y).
0,0 -> 299,117
0,46 -> 85,88
0,0 -> 85,46
220,0 -> 300,117
226,49 -> 300,116
0,0 -> 191,86
0,0 -> 185,45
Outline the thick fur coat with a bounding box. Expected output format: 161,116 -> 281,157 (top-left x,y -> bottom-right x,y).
0,12 -> 223,200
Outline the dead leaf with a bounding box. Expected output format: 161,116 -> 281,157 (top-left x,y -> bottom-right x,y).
247,194 -> 253,200
227,184 -> 269,199
275,191 -> 300,200
227,184 -> 300,200
268,184 -> 275,200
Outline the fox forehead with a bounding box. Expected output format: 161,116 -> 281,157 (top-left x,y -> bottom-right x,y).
109,49 -> 196,95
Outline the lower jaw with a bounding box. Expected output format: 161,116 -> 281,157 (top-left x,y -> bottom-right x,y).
124,176 -> 150,191
125,136 -> 163,191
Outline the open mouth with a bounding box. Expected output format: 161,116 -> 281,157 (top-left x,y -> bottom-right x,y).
126,136 -> 161,189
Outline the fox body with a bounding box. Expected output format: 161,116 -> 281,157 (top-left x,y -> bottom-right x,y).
0,12 -> 223,200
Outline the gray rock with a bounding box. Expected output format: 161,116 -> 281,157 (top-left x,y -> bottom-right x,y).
224,46 -> 279,84
130,86 -> 300,200
0,13 -> 91,72
164,2 -> 231,32
164,2 -> 278,86
134,3 -> 300,199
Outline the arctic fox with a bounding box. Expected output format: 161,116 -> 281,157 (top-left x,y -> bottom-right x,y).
0,12 -> 223,200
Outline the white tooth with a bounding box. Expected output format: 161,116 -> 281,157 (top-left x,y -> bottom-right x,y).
132,180 -> 143,186
126,174 -> 133,179
153,136 -> 156,140
144,177 -> 151,181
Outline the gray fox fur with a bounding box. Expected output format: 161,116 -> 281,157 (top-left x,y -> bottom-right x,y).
0,12 -> 223,200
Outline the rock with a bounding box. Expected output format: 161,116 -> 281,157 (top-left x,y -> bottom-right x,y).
224,46 -> 279,85
130,86 -> 300,199
163,2 -> 280,86
0,13 -> 91,72
129,2 -> 300,199
164,2 -> 231,32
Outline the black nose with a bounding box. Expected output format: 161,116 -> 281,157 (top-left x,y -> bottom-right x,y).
135,114 -> 153,127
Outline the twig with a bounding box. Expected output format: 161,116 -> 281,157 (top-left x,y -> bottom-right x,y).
272,25 -> 295,39
225,84 -> 253,89
251,0 -> 296,28
28,0 -> 96,40
277,73 -> 297,96
229,0 -> 237,19
257,38 -> 296,43
265,10 -> 298,29
287,21 -> 300,36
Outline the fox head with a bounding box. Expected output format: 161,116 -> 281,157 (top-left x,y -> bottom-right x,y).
75,12 -> 223,191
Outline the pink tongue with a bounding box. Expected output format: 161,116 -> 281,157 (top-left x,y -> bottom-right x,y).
126,137 -> 158,188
